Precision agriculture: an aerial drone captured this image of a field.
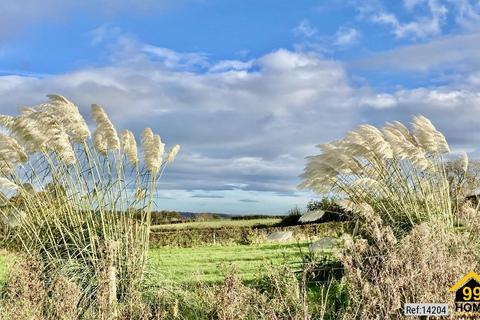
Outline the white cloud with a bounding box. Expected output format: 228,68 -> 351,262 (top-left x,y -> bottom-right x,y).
142,45 -> 209,70
334,27 -> 361,46
364,0 -> 448,40
293,19 -> 318,38
209,60 -> 254,72
352,32 -> 480,72
1,41 -> 479,212
89,24 -> 122,45
452,0 -> 480,30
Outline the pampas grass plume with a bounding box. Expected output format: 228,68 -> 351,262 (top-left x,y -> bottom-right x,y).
120,130 -> 138,167
91,104 -> 120,154
0,177 -> 18,191
166,144 -> 180,164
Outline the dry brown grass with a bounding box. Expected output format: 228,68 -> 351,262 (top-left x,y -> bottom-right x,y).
340,205 -> 480,319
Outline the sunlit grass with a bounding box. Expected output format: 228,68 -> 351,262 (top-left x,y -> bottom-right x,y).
148,241 -> 308,284
0,242 -> 308,285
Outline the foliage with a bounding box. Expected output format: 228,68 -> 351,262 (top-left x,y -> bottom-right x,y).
149,210 -> 184,225
278,206 -> 302,226
149,222 -> 347,247
195,212 -> 221,221
306,198 -> 350,222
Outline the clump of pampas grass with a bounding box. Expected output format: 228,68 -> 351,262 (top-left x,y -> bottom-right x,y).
0,94 -> 180,316
300,115 -> 453,232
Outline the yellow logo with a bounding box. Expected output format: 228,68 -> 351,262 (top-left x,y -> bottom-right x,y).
450,271 -> 480,315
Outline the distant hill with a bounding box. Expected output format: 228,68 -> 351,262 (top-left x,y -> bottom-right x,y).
176,212 -> 284,219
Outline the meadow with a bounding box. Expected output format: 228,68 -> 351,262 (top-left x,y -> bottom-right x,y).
0,233 -> 309,284
149,241 -> 308,284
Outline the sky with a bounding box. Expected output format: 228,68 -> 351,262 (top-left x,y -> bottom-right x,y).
1,0 -> 480,214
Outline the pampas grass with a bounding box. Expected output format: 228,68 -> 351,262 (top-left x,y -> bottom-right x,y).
142,128 -> 164,174
0,94 -> 180,315
300,115 -> 453,232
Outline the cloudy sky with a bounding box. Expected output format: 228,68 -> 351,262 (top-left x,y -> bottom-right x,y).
1,0 -> 479,214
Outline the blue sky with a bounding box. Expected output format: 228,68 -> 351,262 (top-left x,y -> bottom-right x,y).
1,0 -> 480,214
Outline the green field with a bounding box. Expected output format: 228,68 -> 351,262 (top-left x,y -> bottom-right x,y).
151,218 -> 282,230
0,241 -> 307,284
148,241 -> 307,284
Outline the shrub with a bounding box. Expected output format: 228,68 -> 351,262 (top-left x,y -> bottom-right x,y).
278,206 -> 302,226
306,198 -> 350,222
196,212 -> 220,221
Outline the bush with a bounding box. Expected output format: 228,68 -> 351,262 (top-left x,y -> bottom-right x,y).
149,223 -> 348,247
150,210 -> 184,225
278,206 -> 302,226
196,213 -> 220,222
306,198 -> 350,222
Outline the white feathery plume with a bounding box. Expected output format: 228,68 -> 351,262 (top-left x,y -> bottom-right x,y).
355,124 -> 393,159
0,115 -> 14,128
0,134 -> 27,175
93,132 -> 108,156
91,104 -> 120,154
120,130 -> 138,167
382,123 -> 431,170
0,108 -> 76,164
141,128 -> 154,148
166,144 -> 180,164
47,125 -> 77,165
390,121 -> 417,145
39,94 -> 90,142
1,95 -> 88,156
152,134 -> 165,173
316,143 -> 351,174
0,177 -> 18,191
4,109 -> 49,153
412,115 -> 450,154
351,177 -> 382,190
460,152 -> 469,173
142,128 -> 164,174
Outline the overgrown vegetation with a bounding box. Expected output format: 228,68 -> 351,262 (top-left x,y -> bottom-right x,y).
301,115 -> 480,318
0,95 -> 179,317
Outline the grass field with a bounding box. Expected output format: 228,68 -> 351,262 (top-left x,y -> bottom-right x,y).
148,241 -> 307,284
151,218 -> 282,230
0,241 -> 307,284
